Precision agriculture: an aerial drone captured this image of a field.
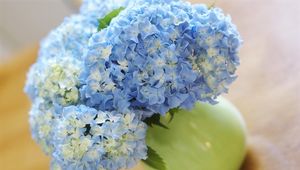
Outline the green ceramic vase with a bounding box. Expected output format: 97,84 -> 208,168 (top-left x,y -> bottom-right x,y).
143,97 -> 247,170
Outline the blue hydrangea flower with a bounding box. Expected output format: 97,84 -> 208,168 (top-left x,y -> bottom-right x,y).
52,105 -> 147,170
29,98 -> 57,155
25,0 -> 242,169
80,0 -> 241,116
38,14 -> 96,61
24,14 -> 97,105
25,56 -> 82,106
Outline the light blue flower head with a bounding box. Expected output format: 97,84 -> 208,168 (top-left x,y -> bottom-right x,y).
38,14 -> 96,61
80,0 -> 241,116
24,14 -> 97,105
25,0 -> 136,104
25,56 -> 82,106
51,105 -> 147,170
29,98 -> 57,155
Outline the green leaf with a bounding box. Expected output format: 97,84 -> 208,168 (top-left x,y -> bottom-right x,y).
144,114 -> 169,129
97,7 -> 125,31
142,146 -> 166,170
166,107 -> 181,123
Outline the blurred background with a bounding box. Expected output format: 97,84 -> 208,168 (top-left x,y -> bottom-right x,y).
0,0 -> 300,170
0,0 -> 81,62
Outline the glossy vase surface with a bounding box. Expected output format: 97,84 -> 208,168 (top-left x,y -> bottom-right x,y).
144,97 -> 247,170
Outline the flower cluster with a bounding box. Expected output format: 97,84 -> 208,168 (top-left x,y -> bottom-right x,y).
25,57 -> 82,106
29,99 -> 56,155
51,105 -> 147,170
25,0 -> 241,169
26,0 -> 148,169
81,0 -> 241,116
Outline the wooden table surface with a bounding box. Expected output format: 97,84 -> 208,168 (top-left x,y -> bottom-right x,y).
1,0 -> 300,169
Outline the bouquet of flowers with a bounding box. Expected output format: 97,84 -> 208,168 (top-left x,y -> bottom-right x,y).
24,0 -> 242,169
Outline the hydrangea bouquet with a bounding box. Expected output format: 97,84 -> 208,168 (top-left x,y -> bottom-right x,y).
25,0 -> 245,169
